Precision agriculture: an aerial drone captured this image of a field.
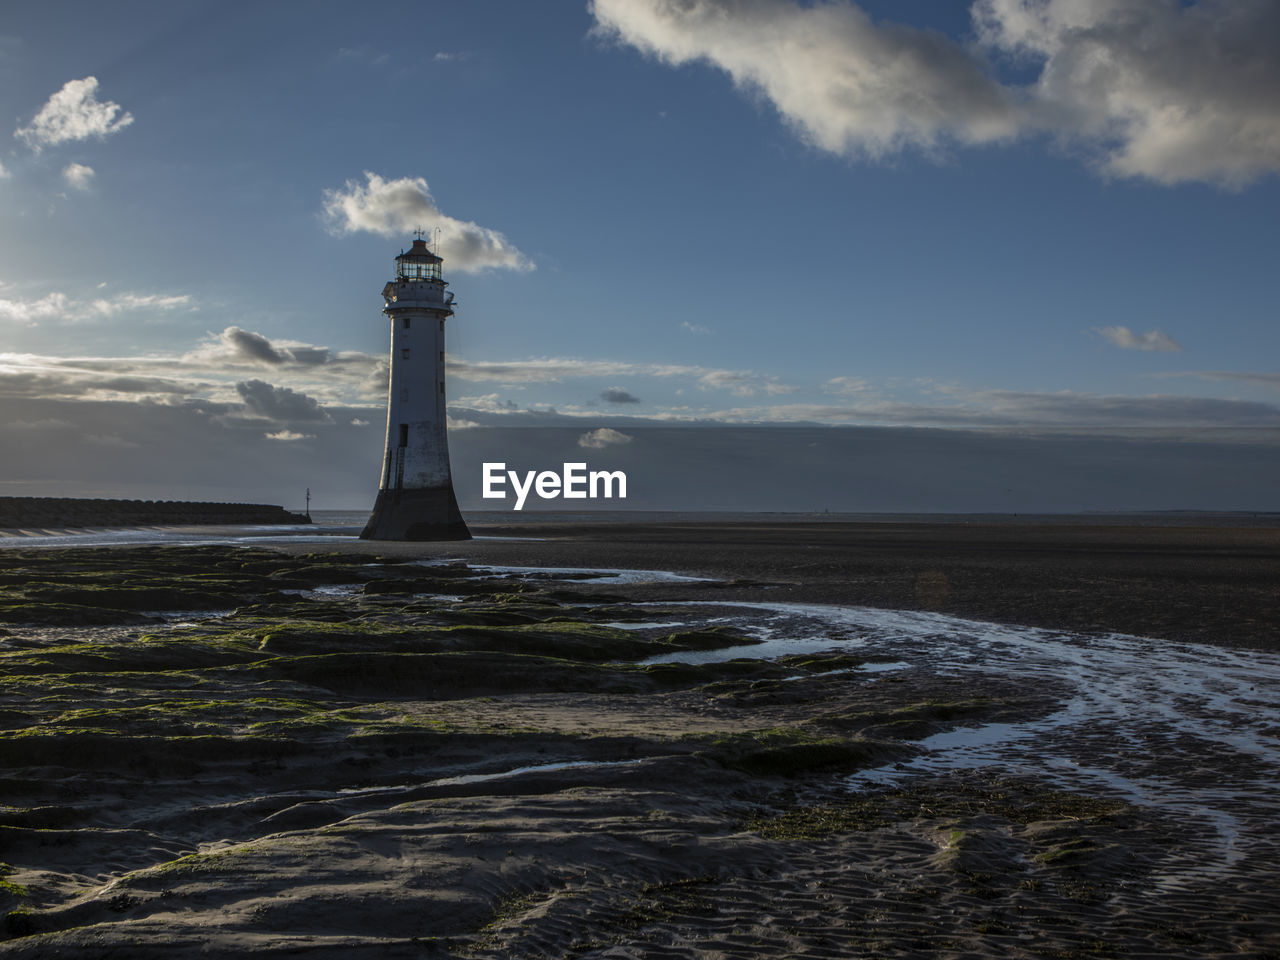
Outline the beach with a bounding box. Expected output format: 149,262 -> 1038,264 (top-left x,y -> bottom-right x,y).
343,515 -> 1280,650
1,517 -> 1277,957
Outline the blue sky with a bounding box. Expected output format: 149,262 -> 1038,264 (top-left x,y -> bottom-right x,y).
2,1 -> 1279,509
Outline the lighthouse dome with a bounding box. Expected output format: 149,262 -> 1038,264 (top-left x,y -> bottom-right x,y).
395,238 -> 443,280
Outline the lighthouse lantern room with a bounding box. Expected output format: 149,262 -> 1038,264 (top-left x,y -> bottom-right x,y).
360,235 -> 470,541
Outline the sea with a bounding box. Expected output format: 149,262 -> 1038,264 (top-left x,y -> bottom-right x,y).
2,507 -> 1279,551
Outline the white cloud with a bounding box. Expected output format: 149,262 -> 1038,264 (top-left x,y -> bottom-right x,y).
15,77 -> 133,150
0,289 -> 192,325
451,358 -> 634,383
825,376 -> 873,395
449,356 -> 790,395
90,293 -> 192,316
977,389 -> 1280,427
0,324 -> 383,409
974,0 -> 1280,188
335,46 -> 389,66
578,427 -> 633,448
681,321 -> 710,335
699,389 -> 1280,430
593,0 -> 1280,188
591,0 -> 1018,160
0,358 -> 208,402
696,368 -> 791,397
181,326 -> 385,404
264,430 -> 315,442
3,336 -> 1278,438
0,291 -> 69,323
1097,326 -> 1182,352
62,162 -> 94,190
453,393 -> 521,413
1155,370 -> 1280,392
0,160 -> 10,179
321,172 -> 533,272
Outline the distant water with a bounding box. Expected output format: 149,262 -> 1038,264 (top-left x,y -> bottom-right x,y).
0,510 -> 368,549
2,507 -> 1276,550
468,509 -> 1280,527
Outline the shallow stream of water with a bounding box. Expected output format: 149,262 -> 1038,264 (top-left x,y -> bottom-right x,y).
627,598 -> 1280,878
400,555 -> 1280,879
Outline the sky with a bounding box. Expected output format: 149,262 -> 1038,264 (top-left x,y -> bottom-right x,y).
1,0 -> 1278,512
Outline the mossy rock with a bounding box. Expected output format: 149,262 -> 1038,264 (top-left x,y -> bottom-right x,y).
776,653 -> 867,672
363,578 -> 489,597
0,636 -> 264,676
643,659 -> 778,687
20,585 -> 244,612
419,607 -> 552,628
695,728 -> 890,777
239,650 -> 648,698
434,622 -> 662,661
537,589 -> 633,604
0,731 -> 301,774
0,602 -> 155,626
272,563 -> 370,585
247,619 -> 662,661
825,698 -> 1007,739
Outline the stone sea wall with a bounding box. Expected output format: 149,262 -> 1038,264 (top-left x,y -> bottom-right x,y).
0,497 -> 310,529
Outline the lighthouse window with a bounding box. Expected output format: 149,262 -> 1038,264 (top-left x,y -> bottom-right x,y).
439,351 -> 444,361
398,424 -> 408,447
402,318 -> 411,329
402,348 -> 410,359
439,383 -> 445,394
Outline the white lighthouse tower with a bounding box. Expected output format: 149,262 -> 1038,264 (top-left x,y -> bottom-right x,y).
360,234 -> 470,541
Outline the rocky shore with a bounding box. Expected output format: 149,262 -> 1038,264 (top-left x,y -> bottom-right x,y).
0,538 -> 1276,958
0,497 -> 309,530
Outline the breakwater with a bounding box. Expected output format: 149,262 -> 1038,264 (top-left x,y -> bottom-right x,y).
0,497 -> 310,529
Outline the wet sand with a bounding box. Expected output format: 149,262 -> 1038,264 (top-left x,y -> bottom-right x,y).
1,523 -> 1278,958
308,517 -> 1280,650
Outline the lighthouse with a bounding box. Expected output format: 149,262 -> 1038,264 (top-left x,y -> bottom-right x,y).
360,235 -> 470,541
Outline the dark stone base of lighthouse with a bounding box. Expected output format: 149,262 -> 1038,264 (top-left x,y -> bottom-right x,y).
360,487 -> 471,541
